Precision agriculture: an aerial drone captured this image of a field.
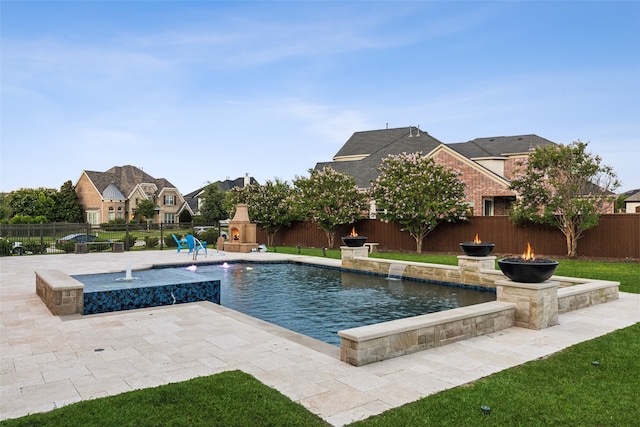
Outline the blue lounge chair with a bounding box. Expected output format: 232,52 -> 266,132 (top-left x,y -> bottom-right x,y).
186,234 -> 207,255
172,234 -> 189,253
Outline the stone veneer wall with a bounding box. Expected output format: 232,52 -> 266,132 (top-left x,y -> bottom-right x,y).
342,255 -> 500,288
339,301 -> 515,366
35,270 -> 84,315
557,281 -> 620,314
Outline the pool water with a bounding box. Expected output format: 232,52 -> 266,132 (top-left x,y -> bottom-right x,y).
73,262 -> 495,346
193,262 -> 495,346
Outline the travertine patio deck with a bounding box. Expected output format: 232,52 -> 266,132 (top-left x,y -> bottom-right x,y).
1,251 -> 638,425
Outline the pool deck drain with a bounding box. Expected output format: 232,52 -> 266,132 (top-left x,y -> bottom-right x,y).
1,251 -> 639,426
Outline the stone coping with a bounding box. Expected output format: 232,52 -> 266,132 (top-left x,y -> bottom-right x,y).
495,279 -> 560,290
354,256 -> 460,271
338,301 -> 515,342
35,269 -> 85,291
557,280 -> 619,297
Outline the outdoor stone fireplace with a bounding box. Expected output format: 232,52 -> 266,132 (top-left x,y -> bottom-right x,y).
224,204 -> 259,253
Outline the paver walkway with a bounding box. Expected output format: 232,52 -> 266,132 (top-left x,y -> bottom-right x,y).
1,251 -> 638,425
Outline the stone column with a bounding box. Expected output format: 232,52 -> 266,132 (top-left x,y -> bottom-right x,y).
340,246 -> 369,260
458,255 -> 496,286
495,279 -> 558,329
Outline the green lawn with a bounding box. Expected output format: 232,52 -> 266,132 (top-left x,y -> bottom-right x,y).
1,249 -> 637,426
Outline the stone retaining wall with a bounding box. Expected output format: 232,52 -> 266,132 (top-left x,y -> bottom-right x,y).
557,281 -> 620,314
339,301 -> 515,366
339,246 -> 620,366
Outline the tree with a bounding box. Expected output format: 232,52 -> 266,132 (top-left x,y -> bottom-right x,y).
0,193 -> 12,222
52,181 -> 84,222
135,199 -> 157,223
369,152 -> 468,253
293,167 -> 369,248
200,183 -> 228,236
508,141 -> 620,257
228,178 -> 299,246
7,188 -> 56,222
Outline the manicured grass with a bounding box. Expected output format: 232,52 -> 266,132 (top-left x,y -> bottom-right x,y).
271,245 -> 342,259
0,371 -> 329,427
554,258 -> 639,294
349,323 -> 640,426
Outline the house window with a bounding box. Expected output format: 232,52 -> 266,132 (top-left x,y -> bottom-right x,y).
164,195 -> 175,206
164,213 -> 175,224
86,211 -> 99,225
483,198 -> 494,216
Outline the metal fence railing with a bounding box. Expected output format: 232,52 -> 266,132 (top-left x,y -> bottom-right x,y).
0,222 -> 227,256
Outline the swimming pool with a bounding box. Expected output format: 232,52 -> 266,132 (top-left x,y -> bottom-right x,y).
73,262 -> 495,346
194,262 -> 495,346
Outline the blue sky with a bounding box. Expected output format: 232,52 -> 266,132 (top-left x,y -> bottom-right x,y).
2,1 -> 638,194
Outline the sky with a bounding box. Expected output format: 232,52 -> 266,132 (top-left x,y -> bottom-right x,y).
1,1 -> 639,194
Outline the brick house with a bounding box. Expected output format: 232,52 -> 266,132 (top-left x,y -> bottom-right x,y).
315,127 -> 554,216
75,165 -> 192,224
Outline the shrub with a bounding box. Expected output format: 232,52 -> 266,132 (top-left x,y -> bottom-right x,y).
23,240 -> 45,254
165,233 -> 182,248
0,239 -> 13,256
100,219 -> 128,231
198,228 -> 221,245
11,215 -> 48,224
55,241 -> 75,253
118,235 -> 137,249
144,236 -> 159,248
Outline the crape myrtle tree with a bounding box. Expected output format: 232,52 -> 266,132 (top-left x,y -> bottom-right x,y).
508,141 -> 620,257
293,167 -> 369,249
369,152 -> 468,253
225,178 -> 299,246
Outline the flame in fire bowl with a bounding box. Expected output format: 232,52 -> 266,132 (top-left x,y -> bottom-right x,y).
498,243 -> 559,283
342,227 -> 367,247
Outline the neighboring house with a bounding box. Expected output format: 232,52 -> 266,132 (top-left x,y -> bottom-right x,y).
184,174 -> 258,216
622,189 -> 640,213
75,165 -> 192,224
315,127 -> 554,216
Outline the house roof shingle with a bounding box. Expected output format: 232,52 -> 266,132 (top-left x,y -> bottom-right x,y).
317,129 -> 557,188
448,134 -> 555,158
319,127 -> 444,187
84,165 -> 177,198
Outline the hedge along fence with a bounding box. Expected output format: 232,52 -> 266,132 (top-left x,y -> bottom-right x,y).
257,214 -> 640,259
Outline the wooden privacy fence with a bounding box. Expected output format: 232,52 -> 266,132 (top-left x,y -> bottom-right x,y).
257,214 -> 640,259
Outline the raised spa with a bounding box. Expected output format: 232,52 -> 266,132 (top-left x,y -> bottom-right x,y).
75,262 -> 495,346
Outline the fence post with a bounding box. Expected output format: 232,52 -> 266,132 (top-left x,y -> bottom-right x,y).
160,222 -> 164,250
39,221 -> 44,254
125,222 -> 130,251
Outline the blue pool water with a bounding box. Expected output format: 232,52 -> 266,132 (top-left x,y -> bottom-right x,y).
74,262 -> 495,346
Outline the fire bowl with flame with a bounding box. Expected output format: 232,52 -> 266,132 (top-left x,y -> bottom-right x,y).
460,234 -> 495,257
498,243 -> 559,283
342,227 -> 367,247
